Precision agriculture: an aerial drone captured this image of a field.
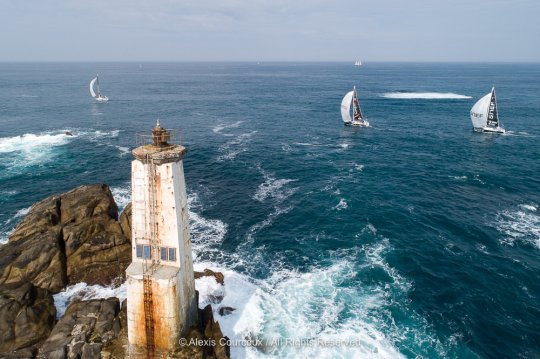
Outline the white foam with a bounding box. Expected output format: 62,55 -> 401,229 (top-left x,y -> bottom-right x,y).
520,204 -> 537,212
339,142 -> 350,150
213,121 -> 243,134
194,239 -> 416,359
111,185 -> 131,212
53,282 -> 127,319
334,198 -> 348,211
381,92 -> 471,99
473,174 -> 486,185
253,175 -> 297,203
217,131 -> 257,161
246,205 -> 293,242
449,175 -> 467,181
0,133 -> 71,160
495,203 -> 540,249
116,146 -> 130,156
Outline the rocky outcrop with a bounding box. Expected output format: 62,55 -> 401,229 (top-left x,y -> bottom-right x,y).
194,269 -> 225,285
0,282 -> 56,358
38,298 -> 124,359
119,203 -> 132,243
0,185 -> 231,358
168,304 -> 230,359
0,184 -> 132,292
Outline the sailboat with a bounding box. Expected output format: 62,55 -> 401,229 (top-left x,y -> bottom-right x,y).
470,86 -> 504,133
341,86 -> 369,127
89,75 -> 109,102
354,60 -> 362,66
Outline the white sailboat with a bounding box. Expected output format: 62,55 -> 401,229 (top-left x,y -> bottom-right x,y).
89,75 -> 109,102
470,86 -> 504,133
354,60 -> 362,66
341,86 -> 369,127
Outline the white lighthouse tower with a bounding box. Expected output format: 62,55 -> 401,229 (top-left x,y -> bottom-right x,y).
126,122 -> 197,357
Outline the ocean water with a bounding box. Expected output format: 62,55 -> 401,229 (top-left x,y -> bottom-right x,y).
1,62 -> 539,358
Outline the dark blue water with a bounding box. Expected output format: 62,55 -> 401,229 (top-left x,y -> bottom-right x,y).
1,63 -> 539,358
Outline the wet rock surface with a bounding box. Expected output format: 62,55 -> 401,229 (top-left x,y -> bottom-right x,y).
0,282 -> 56,358
0,184 -> 131,292
38,298 -> 123,359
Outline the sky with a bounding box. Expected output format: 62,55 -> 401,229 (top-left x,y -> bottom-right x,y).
0,0 -> 539,62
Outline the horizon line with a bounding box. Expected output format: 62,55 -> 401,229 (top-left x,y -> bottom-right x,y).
1,60 -> 539,64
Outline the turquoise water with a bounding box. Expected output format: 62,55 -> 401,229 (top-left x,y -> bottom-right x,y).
1,63 -> 539,358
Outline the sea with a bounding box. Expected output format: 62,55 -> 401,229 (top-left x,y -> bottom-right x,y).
0,62 -> 539,359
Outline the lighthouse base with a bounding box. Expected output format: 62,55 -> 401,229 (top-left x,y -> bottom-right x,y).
126,263 -> 198,356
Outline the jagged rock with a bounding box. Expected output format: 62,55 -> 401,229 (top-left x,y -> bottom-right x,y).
194,269 -> 225,285
218,307 -> 235,316
0,184 -> 132,292
38,298 -> 121,359
119,203 -> 132,242
0,229 -> 66,292
201,305 -> 230,359
100,299 -> 128,359
0,282 -> 56,357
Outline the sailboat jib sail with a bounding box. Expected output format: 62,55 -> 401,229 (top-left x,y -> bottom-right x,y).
341,86 -> 369,127
341,91 -> 354,123
470,87 -> 504,133
89,75 -> 109,102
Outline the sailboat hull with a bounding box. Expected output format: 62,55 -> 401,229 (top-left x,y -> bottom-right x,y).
346,120 -> 370,127
95,96 -> 109,102
473,126 -> 505,134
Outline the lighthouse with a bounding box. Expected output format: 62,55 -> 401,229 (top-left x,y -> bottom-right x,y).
126,122 -> 197,357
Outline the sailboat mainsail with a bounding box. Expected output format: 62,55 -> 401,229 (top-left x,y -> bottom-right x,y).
89,75 -> 109,102
340,86 -> 369,127
487,88 -> 499,127
470,87 -> 504,133
89,78 -> 97,98
352,86 -> 364,121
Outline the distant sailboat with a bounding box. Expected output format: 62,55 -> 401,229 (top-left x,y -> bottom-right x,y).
354,60 -> 362,66
341,86 -> 369,127
470,87 -> 504,133
89,75 -> 109,102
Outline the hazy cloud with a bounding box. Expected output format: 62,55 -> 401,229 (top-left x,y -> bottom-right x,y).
0,0 -> 538,61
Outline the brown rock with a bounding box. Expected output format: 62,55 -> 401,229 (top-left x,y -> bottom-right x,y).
194,269 -> 225,285
0,184 -> 132,292
38,298 -> 121,359
201,305 -> 230,359
8,197 -> 61,243
0,281 -> 56,356
218,307 -> 235,316
0,229 -> 66,292
119,203 -> 132,243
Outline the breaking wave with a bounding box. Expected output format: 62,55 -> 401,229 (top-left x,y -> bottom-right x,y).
53,282 -> 127,319
195,236 -> 447,359
381,92 -> 471,99
495,203 -> 540,248
111,184 -> 131,212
